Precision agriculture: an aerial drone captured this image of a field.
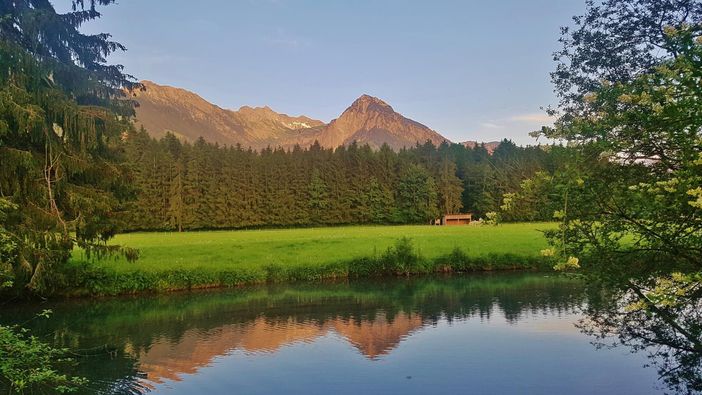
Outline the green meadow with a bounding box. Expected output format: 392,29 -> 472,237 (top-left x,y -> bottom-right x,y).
64,223 -> 557,296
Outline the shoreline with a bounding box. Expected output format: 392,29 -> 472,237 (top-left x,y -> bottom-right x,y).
56,252 -> 551,297
18,223 -> 556,298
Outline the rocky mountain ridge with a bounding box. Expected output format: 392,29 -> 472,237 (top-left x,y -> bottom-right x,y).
132,81 -> 496,151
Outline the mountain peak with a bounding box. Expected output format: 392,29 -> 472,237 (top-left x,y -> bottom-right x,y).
310,94 -> 448,149
237,105 -> 275,115
347,94 -> 393,114
132,81 -> 452,150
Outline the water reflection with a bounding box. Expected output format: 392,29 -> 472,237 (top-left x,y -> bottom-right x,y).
0,273 -> 671,394
130,309 -> 425,386
580,281 -> 702,394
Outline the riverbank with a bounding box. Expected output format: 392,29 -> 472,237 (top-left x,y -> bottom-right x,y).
60,223 -> 557,296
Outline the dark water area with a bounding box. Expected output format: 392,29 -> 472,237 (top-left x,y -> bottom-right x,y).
0,273 -> 666,394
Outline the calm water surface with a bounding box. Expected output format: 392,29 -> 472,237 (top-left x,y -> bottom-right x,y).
1,273 -> 665,394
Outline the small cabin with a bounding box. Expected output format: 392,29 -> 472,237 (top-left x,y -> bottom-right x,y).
441,213 -> 472,226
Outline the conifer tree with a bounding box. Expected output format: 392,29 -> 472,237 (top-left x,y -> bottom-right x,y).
0,1 -> 138,293
396,164 -> 439,223
437,159 -> 463,214
307,168 -> 329,225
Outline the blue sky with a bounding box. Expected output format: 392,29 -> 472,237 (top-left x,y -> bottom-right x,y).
67,0 -> 585,145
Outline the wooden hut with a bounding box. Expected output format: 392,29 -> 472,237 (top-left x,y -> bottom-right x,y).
441,213 -> 472,226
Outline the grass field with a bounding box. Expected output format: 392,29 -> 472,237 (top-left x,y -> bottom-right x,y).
64,223 -> 557,296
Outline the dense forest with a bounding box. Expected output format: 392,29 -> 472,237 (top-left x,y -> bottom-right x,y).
123,130 -> 566,231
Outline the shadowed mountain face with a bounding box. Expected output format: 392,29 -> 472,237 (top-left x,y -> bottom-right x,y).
132,82 -> 450,150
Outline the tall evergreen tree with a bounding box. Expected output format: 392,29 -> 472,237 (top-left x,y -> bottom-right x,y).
0,1 -> 138,293
437,159 -> 463,214
307,168 -> 329,225
396,164 -> 439,223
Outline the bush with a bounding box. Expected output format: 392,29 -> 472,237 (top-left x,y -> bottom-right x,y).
0,322 -> 86,393
380,237 -> 425,275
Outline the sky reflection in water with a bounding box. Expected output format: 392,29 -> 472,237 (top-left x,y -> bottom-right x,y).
1,273 -> 665,394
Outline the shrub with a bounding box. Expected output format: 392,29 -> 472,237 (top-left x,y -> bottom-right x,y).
378,237 -> 426,275
0,320 -> 86,393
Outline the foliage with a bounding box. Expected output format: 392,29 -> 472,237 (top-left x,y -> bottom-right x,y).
0,0 -> 139,108
0,198 -> 18,288
500,156 -> 576,222
483,211 -> 500,226
537,26 -> 702,279
534,3 -> 702,393
0,324 -> 87,393
530,0 -> 702,278
378,237 -> 424,276
307,168 -> 329,224
551,0 -> 702,112
395,164 -> 439,223
436,159 -> 463,214
0,279 -> 87,393
0,3 -> 137,295
122,132 -> 563,230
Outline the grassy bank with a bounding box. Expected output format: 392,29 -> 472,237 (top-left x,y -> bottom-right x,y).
61,223 -> 556,296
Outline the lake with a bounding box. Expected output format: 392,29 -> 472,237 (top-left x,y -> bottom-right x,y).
0,273 -> 665,394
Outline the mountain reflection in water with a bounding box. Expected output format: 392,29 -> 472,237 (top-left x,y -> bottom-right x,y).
0,273 -> 668,395
132,310 -> 424,385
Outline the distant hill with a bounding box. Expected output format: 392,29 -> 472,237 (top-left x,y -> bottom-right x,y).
461,140 -> 502,154
132,81 -> 501,151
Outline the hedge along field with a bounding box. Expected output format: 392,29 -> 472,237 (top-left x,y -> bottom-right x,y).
62,223 -> 557,296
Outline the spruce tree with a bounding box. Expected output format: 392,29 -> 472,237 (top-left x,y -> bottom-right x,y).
0,1 -> 138,293
437,159 -> 463,214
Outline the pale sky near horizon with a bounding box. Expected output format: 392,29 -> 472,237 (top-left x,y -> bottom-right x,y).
63,0 -> 586,145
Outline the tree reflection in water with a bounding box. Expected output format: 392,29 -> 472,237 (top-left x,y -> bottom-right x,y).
5,272 -> 701,394
1,274 -> 585,394
580,275 -> 702,395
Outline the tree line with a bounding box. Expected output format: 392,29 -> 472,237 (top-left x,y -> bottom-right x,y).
122,129 -> 565,231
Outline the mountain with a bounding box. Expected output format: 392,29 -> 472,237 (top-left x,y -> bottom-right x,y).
131,81 -> 324,147
132,312 -> 424,384
461,140 -> 501,154
132,82 -> 450,150
295,94 -> 448,149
